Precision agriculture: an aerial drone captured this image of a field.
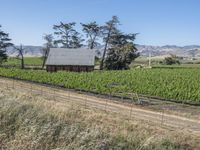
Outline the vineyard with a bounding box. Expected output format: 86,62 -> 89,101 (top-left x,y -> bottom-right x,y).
0,68 -> 200,104
4,57 -> 43,66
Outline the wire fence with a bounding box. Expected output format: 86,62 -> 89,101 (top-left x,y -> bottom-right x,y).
0,77 -> 199,133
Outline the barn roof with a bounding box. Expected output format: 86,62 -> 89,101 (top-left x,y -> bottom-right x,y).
45,48 -> 95,66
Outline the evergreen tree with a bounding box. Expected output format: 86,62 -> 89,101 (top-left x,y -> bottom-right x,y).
81,22 -> 102,49
104,31 -> 139,70
105,42 -> 139,70
100,16 -> 120,70
0,25 -> 13,64
53,22 -> 83,48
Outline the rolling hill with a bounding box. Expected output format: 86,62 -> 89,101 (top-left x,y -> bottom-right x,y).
6,45 -> 200,58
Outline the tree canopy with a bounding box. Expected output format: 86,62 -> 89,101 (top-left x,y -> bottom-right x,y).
0,25 -> 13,64
100,16 -> 120,70
53,22 -> 83,48
162,54 -> 180,65
81,21 -> 102,49
100,16 -> 139,70
104,32 -> 139,70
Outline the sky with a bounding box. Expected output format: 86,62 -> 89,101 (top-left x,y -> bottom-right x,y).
0,0 -> 200,46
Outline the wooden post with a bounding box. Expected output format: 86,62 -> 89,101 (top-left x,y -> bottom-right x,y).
84,94 -> 87,109
129,93 -> 134,120
161,108 -> 164,125
41,87 -> 43,95
105,91 -> 110,112
54,89 -> 56,101
68,91 -> 70,100
69,91 -> 73,109
136,93 -> 140,104
121,95 -> 124,103
30,85 -> 32,95
12,80 -> 14,89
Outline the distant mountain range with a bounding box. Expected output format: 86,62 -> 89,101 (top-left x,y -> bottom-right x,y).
137,45 -> 200,58
6,46 -> 43,57
6,45 -> 200,58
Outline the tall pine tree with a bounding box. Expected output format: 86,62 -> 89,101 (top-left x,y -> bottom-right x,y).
81,22 -> 102,49
100,16 -> 120,70
53,22 -> 83,48
0,25 -> 13,64
105,32 -> 139,70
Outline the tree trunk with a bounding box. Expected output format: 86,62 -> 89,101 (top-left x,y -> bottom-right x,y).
90,41 -> 94,49
90,34 -> 97,50
100,29 -> 112,70
42,47 -> 49,69
100,43 -> 107,70
42,56 -> 46,69
19,45 -> 24,69
21,55 -> 24,69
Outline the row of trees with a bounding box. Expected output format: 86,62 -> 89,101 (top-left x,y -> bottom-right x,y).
0,16 -> 139,70
43,16 -> 139,70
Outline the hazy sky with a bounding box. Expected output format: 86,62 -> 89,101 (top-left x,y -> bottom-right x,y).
0,0 -> 200,46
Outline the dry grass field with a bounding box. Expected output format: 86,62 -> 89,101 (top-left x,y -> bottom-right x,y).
0,85 -> 200,149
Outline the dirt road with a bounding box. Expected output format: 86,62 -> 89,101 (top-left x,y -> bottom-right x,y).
0,77 -> 200,135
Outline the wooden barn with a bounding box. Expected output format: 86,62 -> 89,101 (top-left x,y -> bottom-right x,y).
45,48 -> 95,72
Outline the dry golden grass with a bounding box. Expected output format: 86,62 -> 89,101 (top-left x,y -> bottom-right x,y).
0,88 -> 199,150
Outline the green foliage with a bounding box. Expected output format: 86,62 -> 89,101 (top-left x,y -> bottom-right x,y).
162,55 -> 180,65
100,16 -> 121,70
81,21 -> 102,49
0,50 -> 8,64
105,40 -> 139,70
4,57 -> 43,66
0,25 -> 13,64
53,22 -> 83,48
101,16 -> 139,70
0,68 -> 200,103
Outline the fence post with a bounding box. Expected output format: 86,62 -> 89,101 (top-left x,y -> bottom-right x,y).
121,94 -> 124,103
41,87 -> 43,96
105,92 -> 110,112
161,106 -> 164,126
30,84 -> 33,95
68,91 -> 70,100
53,89 -> 56,101
85,94 -> 87,109
136,93 -> 140,104
129,93 -> 134,120
69,91 -> 74,109
12,80 -> 14,89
